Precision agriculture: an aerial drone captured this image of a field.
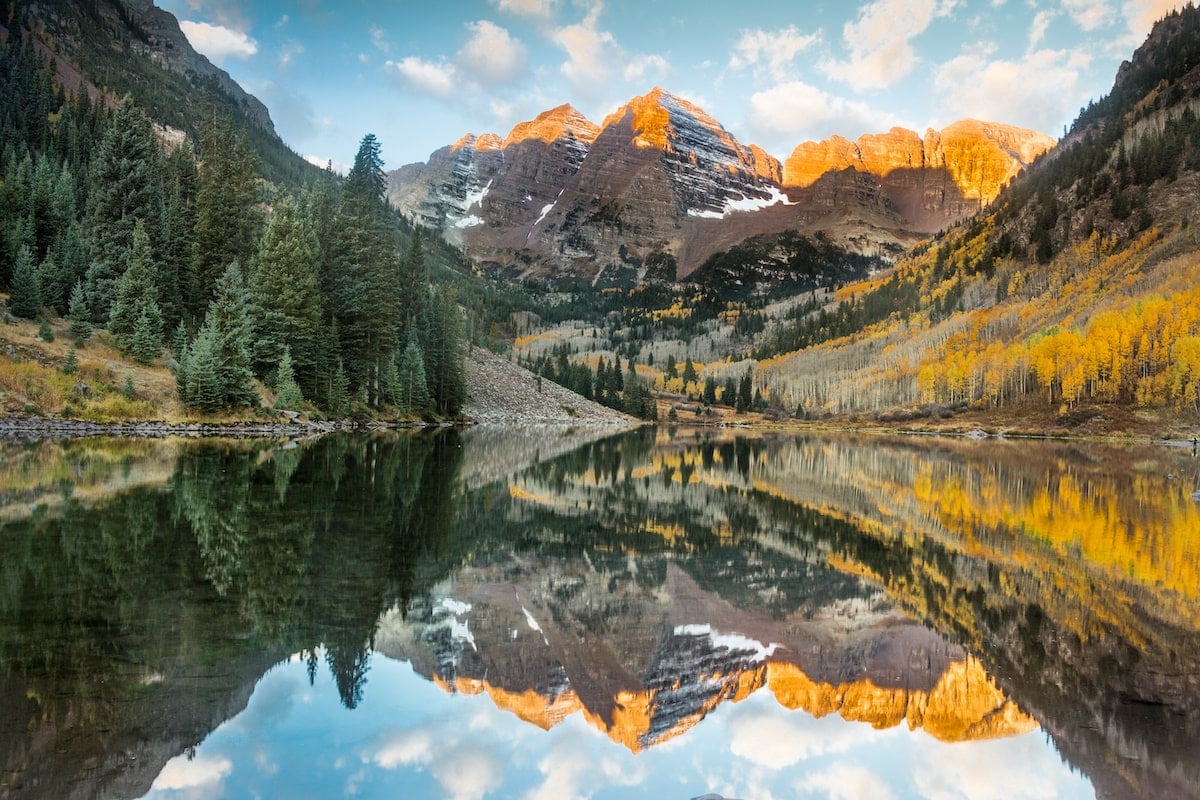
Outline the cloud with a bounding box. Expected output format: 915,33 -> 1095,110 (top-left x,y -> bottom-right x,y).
623,54 -> 670,83
914,735 -> 1084,800
370,25 -> 390,54
150,753 -> 233,795
934,46 -> 1084,134
729,26 -> 821,82
1028,10 -> 1054,49
727,710 -> 870,769
552,3 -> 617,99
457,20 -> 528,86
490,0 -> 559,20
388,56 -> 458,99
303,155 -> 348,175
1063,0 -> 1114,31
747,80 -> 906,143
278,41 -> 304,69
178,20 -> 258,65
824,0 -> 960,90
802,763 -> 897,800
1122,0 -> 1188,35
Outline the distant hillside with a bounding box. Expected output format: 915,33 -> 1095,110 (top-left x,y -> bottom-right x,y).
4,0 -> 318,186
744,5 -> 1200,425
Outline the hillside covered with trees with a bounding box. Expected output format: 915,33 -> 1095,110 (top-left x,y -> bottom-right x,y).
0,22 -> 469,420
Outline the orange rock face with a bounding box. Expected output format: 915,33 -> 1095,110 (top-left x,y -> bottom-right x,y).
784,120 -> 1055,204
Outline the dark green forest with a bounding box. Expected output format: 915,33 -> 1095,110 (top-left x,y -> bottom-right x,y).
0,30 -> 468,418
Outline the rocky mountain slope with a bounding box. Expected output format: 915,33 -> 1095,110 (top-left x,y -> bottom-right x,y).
5,0 -> 314,184
387,88 -> 1053,281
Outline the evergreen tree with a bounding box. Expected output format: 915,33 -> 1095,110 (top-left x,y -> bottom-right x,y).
736,371 -> 753,413
179,263 -> 257,410
394,332 -> 431,414
83,98 -> 163,320
67,281 -> 92,343
108,221 -> 161,353
326,134 -> 400,406
397,226 -> 428,345
130,301 -> 163,364
703,375 -> 718,405
682,357 -> 698,384
273,346 -> 304,410
251,196 -> 323,396
8,245 -> 42,318
424,287 -> 467,417
37,318 -> 53,341
61,346 -> 78,375
191,118 -> 261,316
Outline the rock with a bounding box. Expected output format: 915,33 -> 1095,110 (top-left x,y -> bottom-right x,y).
73,381 -> 93,398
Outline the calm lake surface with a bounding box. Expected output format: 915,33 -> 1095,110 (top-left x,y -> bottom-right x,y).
1,427 -> 1198,800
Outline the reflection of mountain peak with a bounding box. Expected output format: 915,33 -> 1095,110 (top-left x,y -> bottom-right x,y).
375,558 -> 1036,753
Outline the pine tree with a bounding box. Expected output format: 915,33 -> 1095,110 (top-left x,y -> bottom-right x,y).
703,375 -> 718,405
251,196 -> 323,396
273,346 -> 304,409
83,98 -> 164,320
37,318 -> 54,341
397,227 -> 428,345
191,119 -> 261,317
130,301 -> 163,364
682,357 -> 698,384
108,220 -> 161,353
61,346 -> 78,375
326,133 -> 400,406
424,287 -> 466,417
67,281 -> 92,343
394,333 -> 431,414
179,263 -> 257,410
8,245 -> 42,318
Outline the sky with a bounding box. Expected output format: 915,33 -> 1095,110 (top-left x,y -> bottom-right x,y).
143,649 -> 1095,800
153,0 -> 1193,172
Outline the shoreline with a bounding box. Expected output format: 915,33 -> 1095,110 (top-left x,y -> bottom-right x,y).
0,413 -> 641,440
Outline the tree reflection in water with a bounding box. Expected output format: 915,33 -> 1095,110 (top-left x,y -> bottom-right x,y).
0,429 -> 1196,799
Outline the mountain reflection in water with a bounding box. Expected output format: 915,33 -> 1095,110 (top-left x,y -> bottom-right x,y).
0,428 -> 1197,799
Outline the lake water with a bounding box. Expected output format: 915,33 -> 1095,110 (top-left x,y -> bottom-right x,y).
1,427 -> 1198,800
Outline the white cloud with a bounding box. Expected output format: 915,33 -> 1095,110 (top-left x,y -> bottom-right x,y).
178,20 -> 257,65
1122,0 -> 1188,35
747,80 -> 906,143
278,41 -> 304,68
803,762 -> 898,800
934,47 -> 1083,134
729,26 -> 821,82
914,736 -> 1081,800
457,20 -> 528,86
1063,0 -> 1114,31
150,753 -> 233,793
825,0 -> 960,89
389,56 -> 458,98
370,25 -> 390,54
490,0 -> 559,20
552,3 -> 617,98
623,54 -> 670,83
371,730 -> 435,769
726,709 -> 873,769
1029,10 -> 1054,49
304,155 -> 348,175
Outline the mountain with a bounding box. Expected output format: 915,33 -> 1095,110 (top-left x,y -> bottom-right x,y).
748,5 -> 1200,423
386,88 -> 1053,282
4,0 -> 315,185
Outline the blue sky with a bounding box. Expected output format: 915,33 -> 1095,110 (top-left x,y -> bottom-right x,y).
155,0 -> 1190,171
143,650 -> 1095,800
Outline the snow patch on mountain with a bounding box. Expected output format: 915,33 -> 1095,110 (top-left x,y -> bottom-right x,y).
687,185 -> 796,219
674,624 -> 780,662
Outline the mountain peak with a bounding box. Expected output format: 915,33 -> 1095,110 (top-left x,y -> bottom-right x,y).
503,104 -> 600,148
451,132 -> 503,153
602,87 -> 735,154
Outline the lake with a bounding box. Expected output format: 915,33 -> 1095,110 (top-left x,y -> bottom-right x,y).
1,427 -> 1198,800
